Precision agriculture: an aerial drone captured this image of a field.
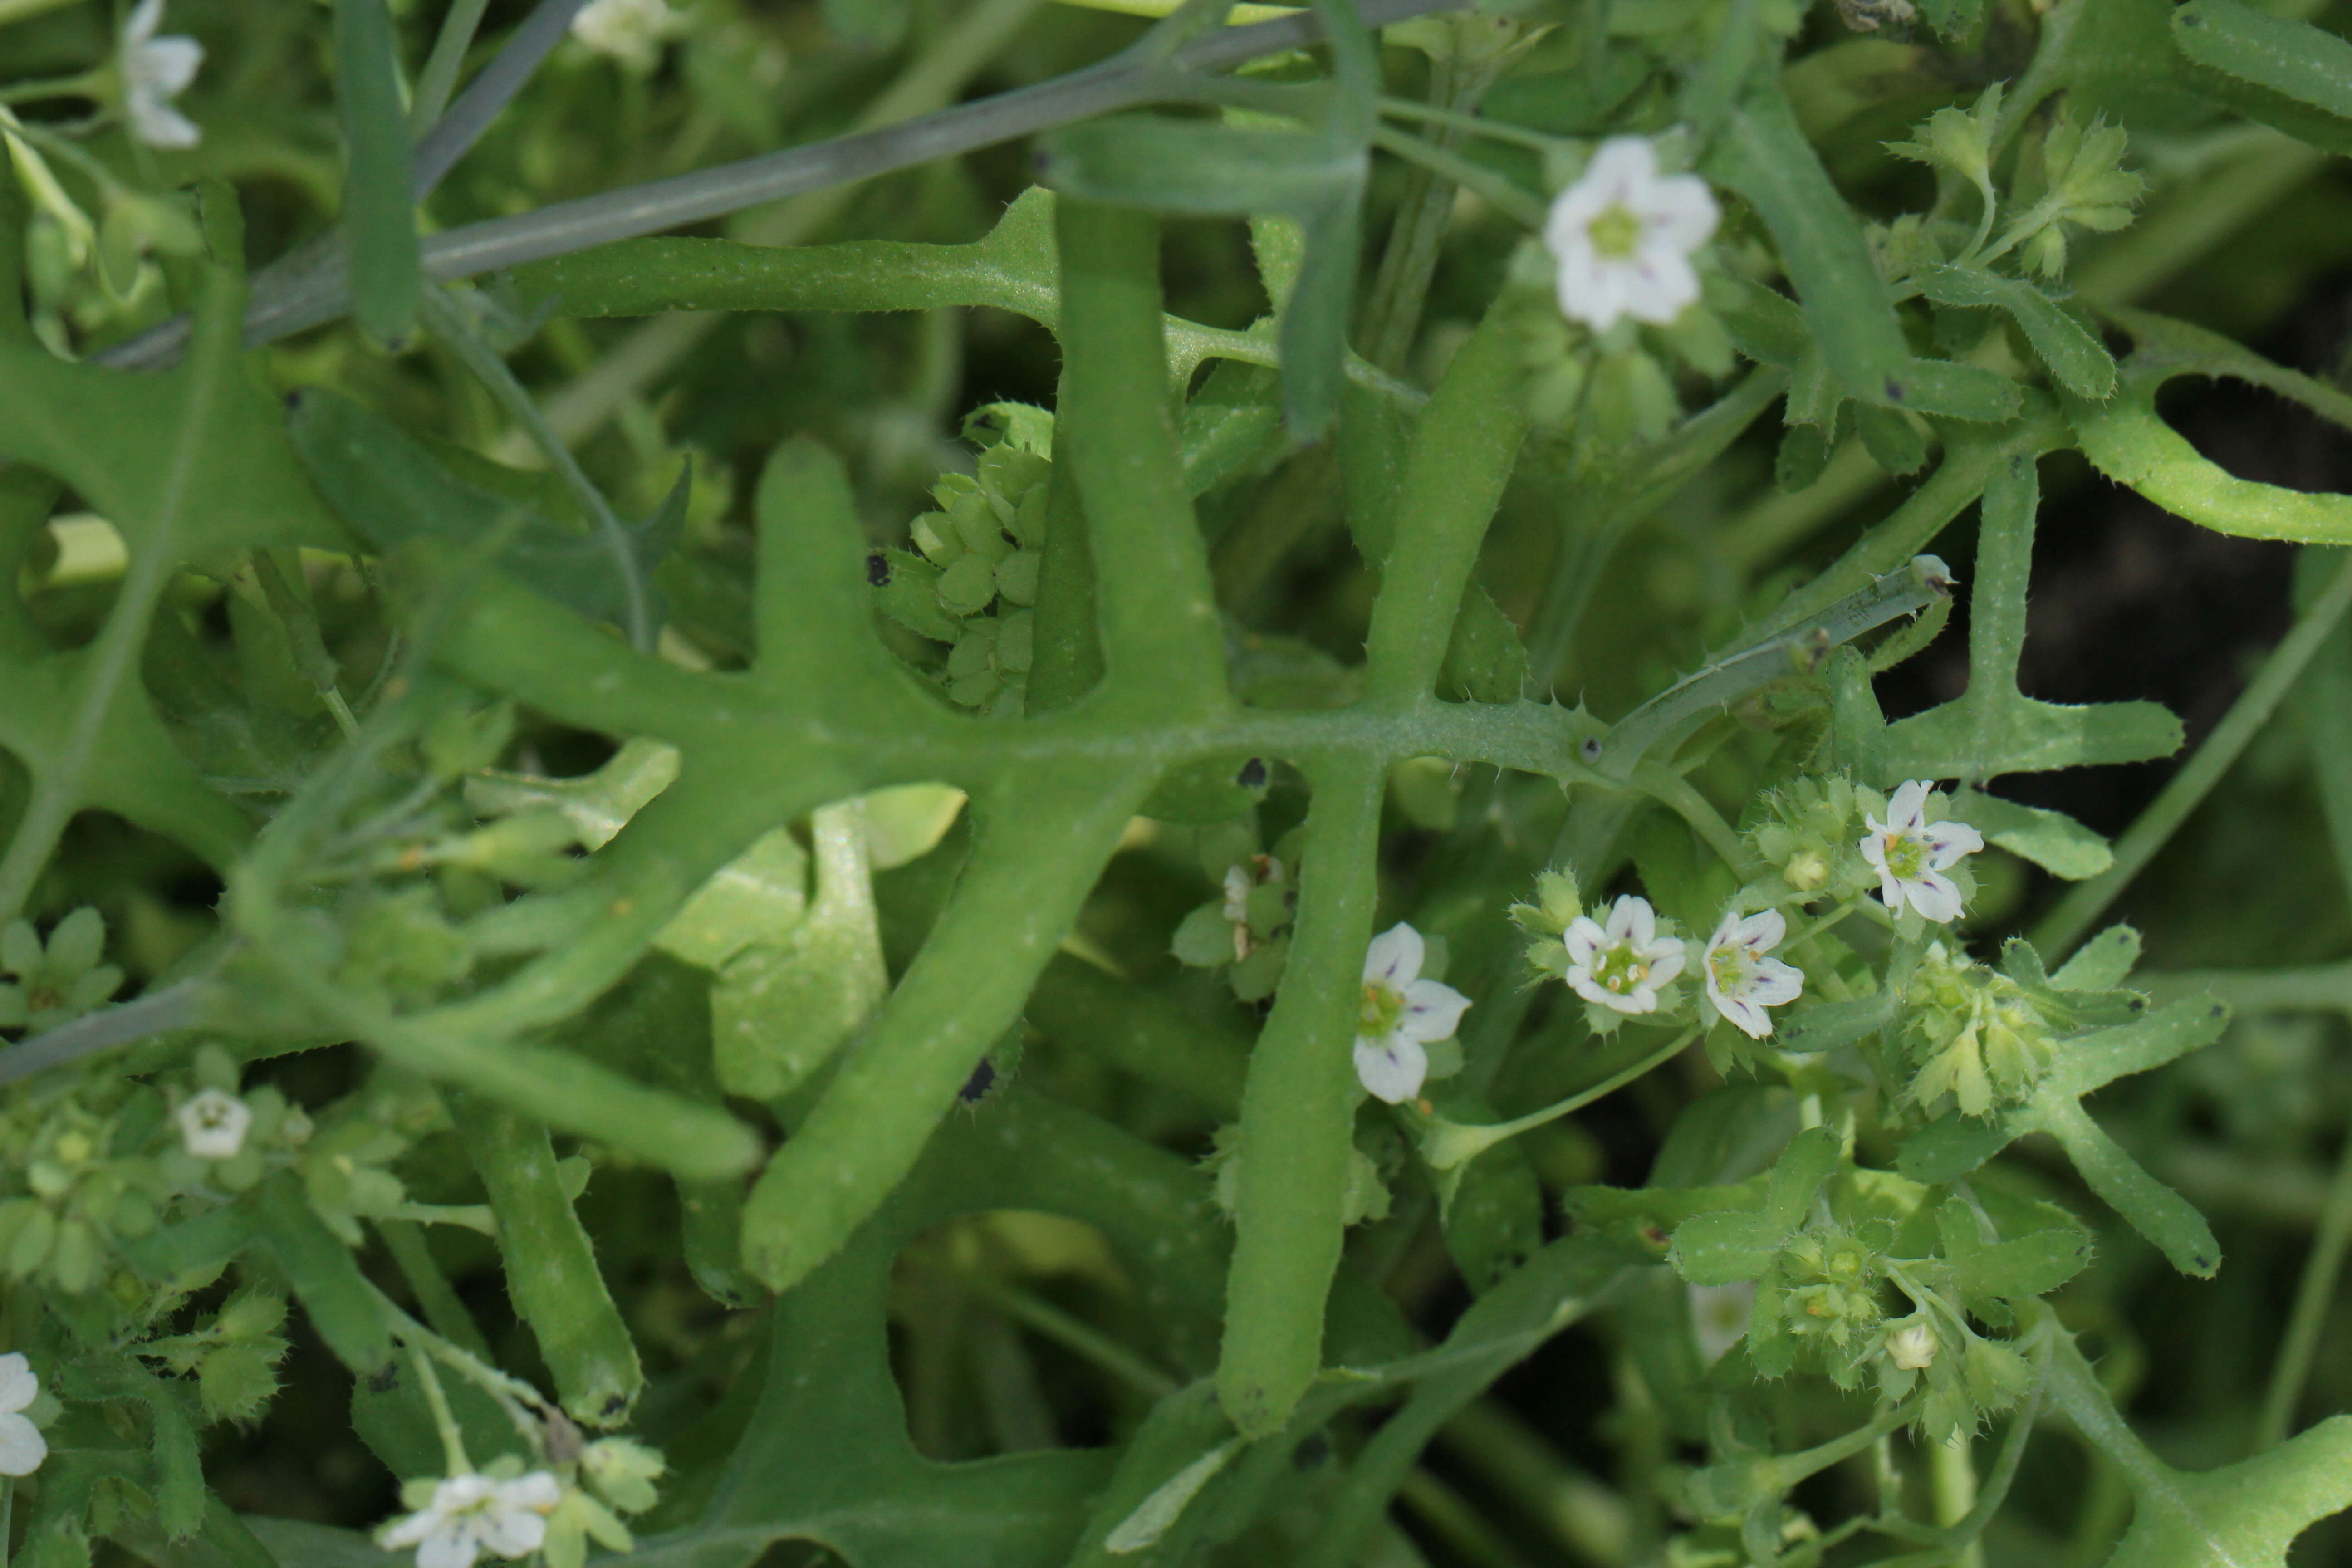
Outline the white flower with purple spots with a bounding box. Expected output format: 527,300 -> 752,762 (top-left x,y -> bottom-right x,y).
1354,923 -> 1471,1105
1564,895 -> 1685,1015
1860,780 -> 1985,924
1701,909 -> 1805,1039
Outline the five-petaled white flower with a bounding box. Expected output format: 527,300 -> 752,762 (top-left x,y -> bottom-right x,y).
1542,136 -> 1718,332
177,1088 -> 250,1160
121,0 -> 203,150
1564,895 -> 1686,1015
571,0 -> 686,72
380,1472 -> 562,1568
0,1354 -> 45,1478
1860,780 -> 1985,924
1354,923 -> 1471,1105
1701,909 -> 1805,1039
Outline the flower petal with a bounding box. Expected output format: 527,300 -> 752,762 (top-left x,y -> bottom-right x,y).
1644,944 -> 1686,988
0,1354 -> 37,1416
0,1413 -> 42,1477
137,35 -> 205,96
1749,957 -> 1804,1006
1732,908 -> 1786,953
1354,1038 -> 1426,1104
1614,895 -> 1656,948
130,95 -> 202,149
1621,248 -> 1700,324
1875,868 -> 1908,912
1632,173 -> 1719,251
415,1527 -> 481,1568
1715,991 -> 1772,1039
1397,978 -> 1471,1043
475,1506 -> 549,1558
125,0 -> 167,47
1887,779 -> 1932,829
1583,136 -> 1659,195
1362,922 -> 1424,987
1904,872 -> 1965,924
1924,820 -> 1986,867
1563,917 -> 1608,968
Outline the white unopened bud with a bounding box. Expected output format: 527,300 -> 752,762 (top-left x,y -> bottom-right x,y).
1886,1322 -> 1940,1371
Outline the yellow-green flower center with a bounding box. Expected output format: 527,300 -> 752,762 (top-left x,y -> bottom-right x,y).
1881,831 -> 1927,881
1360,982 -> 1404,1039
1592,946 -> 1650,994
1587,202 -> 1644,259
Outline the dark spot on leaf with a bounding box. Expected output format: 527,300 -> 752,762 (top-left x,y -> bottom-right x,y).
1580,737 -> 1603,762
2210,1003 -> 2226,1017
959,1059 -> 997,1103
2128,996 -> 2145,1011
599,1393 -> 630,1421
1293,1433 -> 1330,1469
367,1365 -> 399,1394
1884,378 -> 1906,403
2194,1254 -> 2213,1270
1235,757 -> 1268,789
866,552 -> 890,586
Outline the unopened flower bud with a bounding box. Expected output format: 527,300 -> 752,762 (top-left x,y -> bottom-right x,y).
1784,851 -> 1829,892
1886,1322 -> 1939,1371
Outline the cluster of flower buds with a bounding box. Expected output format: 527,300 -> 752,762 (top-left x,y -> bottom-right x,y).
871,404 -> 1053,714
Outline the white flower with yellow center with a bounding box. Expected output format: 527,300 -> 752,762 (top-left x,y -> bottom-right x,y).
1542,137 -> 1718,332
1701,909 -> 1805,1039
177,1088 -> 250,1159
1354,923 -> 1471,1105
1860,780 -> 1985,924
379,1472 -> 562,1568
0,1354 -> 46,1477
121,0 -> 203,150
1563,895 -> 1685,1015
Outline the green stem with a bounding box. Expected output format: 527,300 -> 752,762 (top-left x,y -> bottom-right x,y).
1422,1026 -> 1697,1170
410,0 -> 495,135
1368,122 -> 1548,229
417,287 -> 654,653
407,1337 -> 472,1476
1362,304 -> 1526,703
2256,1119 -> 2352,1449
2032,546 -> 2352,959
957,1269 -> 1182,1398
379,1218 -> 493,1360
0,73 -> 99,107
1217,753 -> 1386,1438
1376,93 -> 1564,153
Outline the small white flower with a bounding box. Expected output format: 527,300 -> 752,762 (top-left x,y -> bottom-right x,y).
571,0 -> 686,72
1860,780 -> 1985,924
1886,1320 -> 1940,1372
177,1088 -> 251,1160
121,0 -> 204,150
1542,136 -> 1718,332
1701,909 -> 1805,1040
1564,895 -> 1686,1015
1354,923 -> 1471,1105
379,1472 -> 562,1568
0,1354 -> 46,1478
1690,1282 -> 1754,1365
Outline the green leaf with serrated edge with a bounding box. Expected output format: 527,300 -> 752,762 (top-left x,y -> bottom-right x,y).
452,1095 -> 644,1427
254,1177 -> 391,1376
2042,1322 -> 2352,1567
1935,1197 -> 2090,1307
289,389 -> 681,627
2068,376 -> 2352,544
333,0 -> 420,348
2054,924 -> 2143,991
1864,453 -> 2183,781
1895,358 -> 2024,424
1763,1125 -> 1841,1229
2172,0 -> 2352,122
1669,1210 -> 1788,1286
1951,790 -> 2114,879
1914,264 -> 2117,399
1706,84 -> 1912,405
1898,997 -> 2229,1272
1774,990 -> 1898,1054
2102,305 -> 2352,432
